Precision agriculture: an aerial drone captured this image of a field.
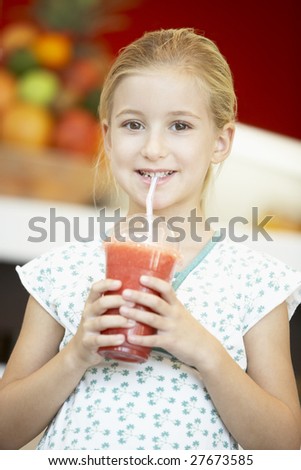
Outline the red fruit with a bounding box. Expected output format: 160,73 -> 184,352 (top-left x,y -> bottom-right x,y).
62,58 -> 104,94
53,109 -> 101,159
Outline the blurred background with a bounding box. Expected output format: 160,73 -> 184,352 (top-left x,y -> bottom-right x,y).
0,0 -> 300,396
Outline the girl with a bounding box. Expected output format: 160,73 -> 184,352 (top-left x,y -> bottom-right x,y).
0,28 -> 300,450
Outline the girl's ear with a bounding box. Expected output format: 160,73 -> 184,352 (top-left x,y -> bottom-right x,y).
212,123 -> 235,164
102,119 -> 111,156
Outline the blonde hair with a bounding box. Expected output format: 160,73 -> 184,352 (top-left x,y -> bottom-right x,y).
96,28 -> 237,206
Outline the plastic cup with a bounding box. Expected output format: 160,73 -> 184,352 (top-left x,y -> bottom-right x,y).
98,215 -> 179,363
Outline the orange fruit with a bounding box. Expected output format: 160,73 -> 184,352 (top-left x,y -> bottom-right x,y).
2,102 -> 54,148
33,32 -> 73,69
2,23 -> 38,53
0,68 -> 17,111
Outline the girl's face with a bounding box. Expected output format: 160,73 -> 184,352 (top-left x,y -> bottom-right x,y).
103,69 -> 233,216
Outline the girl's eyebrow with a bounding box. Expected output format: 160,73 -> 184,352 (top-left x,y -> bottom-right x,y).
168,111 -> 201,120
115,109 -> 144,118
115,109 -> 201,119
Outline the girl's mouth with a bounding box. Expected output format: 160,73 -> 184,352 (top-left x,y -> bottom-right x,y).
136,169 -> 176,183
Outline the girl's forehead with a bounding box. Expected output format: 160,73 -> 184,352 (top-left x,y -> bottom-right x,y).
109,69 -> 210,115
117,66 -> 204,88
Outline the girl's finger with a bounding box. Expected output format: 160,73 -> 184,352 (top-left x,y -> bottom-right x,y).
83,332 -> 126,350
86,279 -> 122,305
89,294 -> 125,316
119,305 -> 164,330
86,314 -> 136,332
86,295 -> 134,318
121,276 -> 177,315
122,289 -> 166,315
139,276 -> 177,304
127,331 -> 159,348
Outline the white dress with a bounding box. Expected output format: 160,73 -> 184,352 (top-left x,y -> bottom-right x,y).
16,237 -> 301,450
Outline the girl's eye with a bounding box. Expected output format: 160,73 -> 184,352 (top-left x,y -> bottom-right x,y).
123,120 -> 144,131
171,121 -> 192,131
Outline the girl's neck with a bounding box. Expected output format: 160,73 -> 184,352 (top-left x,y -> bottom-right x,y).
174,213 -> 214,269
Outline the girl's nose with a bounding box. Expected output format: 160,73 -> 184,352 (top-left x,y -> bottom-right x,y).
141,130 -> 168,161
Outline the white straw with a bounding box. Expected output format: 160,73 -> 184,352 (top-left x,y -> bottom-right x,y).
146,174 -> 158,243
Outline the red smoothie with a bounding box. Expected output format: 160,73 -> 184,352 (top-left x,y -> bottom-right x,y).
98,241 -> 178,362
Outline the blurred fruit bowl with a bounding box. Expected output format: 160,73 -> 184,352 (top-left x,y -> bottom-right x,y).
0,21 -> 111,200
0,0 -> 140,204
0,142 -> 101,204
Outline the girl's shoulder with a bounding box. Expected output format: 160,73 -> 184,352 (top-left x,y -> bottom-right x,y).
211,235 -> 299,274
15,240 -> 106,326
210,237 -> 301,320
17,239 -> 105,274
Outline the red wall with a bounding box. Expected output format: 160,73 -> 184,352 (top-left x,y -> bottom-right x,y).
3,0 -> 301,140
102,0 -> 301,140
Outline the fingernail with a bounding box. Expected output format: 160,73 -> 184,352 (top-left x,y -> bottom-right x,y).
120,305 -> 129,314
123,289 -> 132,298
115,335 -> 125,343
127,319 -> 136,327
127,332 -> 138,342
140,275 -> 149,283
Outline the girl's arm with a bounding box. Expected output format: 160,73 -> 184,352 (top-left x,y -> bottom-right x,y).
197,302 -> 301,449
0,296 -> 79,449
0,280 -> 135,450
121,277 -> 301,449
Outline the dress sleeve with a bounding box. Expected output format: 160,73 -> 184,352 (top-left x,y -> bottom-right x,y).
241,248 -> 301,335
16,243 -> 78,327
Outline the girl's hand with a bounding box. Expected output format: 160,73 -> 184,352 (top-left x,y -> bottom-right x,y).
67,279 -> 136,369
119,275 -> 215,370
